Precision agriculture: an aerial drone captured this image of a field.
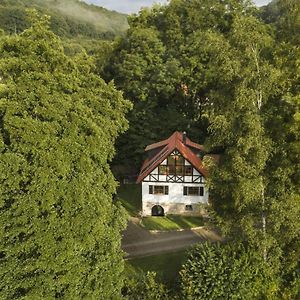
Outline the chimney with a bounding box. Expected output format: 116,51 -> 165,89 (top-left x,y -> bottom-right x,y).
182,131 -> 187,144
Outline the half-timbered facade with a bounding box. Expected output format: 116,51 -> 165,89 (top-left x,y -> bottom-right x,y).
136,132 -> 209,216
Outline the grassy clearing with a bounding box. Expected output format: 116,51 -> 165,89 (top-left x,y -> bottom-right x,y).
125,250 -> 188,288
117,184 -> 141,217
141,215 -> 204,231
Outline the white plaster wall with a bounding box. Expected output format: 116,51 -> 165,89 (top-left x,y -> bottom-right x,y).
142,181 -> 209,215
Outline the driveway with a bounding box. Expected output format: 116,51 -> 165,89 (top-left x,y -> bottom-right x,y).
122,217 -> 222,259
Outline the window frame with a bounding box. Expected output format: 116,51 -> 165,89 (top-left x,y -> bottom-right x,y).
183,186 -> 204,196
184,166 -> 193,176
149,185 -> 169,195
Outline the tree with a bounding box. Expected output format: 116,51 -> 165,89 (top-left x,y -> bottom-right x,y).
108,0 -> 255,169
0,11 -> 131,299
266,1 -> 300,296
0,0 -> 128,40
208,13 -> 277,251
180,242 -> 272,300
122,272 -> 170,300
207,11 -> 300,297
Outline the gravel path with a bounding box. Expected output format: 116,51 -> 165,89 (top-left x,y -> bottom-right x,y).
122,217 -> 222,259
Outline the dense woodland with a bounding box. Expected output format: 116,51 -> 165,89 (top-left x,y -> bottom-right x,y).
0,0 -> 299,299
0,0 -> 128,39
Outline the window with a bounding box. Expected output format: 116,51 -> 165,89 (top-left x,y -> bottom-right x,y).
183,186 -> 204,196
165,152 -> 185,176
185,205 -> 193,211
185,166 -> 193,176
167,156 -> 176,166
158,165 -> 168,175
157,153 -> 196,177
149,185 -> 169,195
176,165 -> 184,176
176,156 -> 184,165
168,165 -> 176,175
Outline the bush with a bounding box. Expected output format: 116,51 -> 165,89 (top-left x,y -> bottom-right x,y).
123,272 -> 170,300
180,242 -> 271,300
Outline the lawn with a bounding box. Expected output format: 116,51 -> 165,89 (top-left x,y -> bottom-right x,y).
117,184 -> 141,216
125,250 -> 188,288
141,215 -> 204,231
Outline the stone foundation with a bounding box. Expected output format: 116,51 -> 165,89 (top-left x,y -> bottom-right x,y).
143,201 -> 208,216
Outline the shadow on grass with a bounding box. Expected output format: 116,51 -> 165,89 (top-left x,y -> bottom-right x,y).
117,184 -> 141,217
125,250 -> 188,289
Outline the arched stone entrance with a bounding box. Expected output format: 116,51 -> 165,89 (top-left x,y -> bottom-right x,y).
151,205 -> 165,216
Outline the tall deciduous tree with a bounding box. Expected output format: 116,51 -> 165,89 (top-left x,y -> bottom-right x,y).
108,0 -> 254,169
208,14 -> 277,251
0,11 -> 131,299
208,11 -> 300,297
266,1 -> 300,296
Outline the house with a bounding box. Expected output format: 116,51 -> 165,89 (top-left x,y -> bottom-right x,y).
136,131 -> 210,216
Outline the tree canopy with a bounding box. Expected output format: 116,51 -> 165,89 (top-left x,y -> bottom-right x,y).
106,0 -> 300,297
180,242 -> 273,300
0,11 -> 131,299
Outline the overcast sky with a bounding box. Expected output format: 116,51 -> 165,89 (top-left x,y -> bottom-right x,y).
84,0 -> 272,14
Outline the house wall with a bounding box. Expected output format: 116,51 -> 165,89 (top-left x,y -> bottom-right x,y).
143,164 -> 204,184
142,181 -> 209,216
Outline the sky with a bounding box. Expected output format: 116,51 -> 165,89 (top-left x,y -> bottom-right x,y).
85,0 -> 272,14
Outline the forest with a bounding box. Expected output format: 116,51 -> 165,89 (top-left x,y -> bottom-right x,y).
0,0 -> 129,39
0,0 -> 299,299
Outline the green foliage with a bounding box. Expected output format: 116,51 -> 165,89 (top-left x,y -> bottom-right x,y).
0,11 -> 131,299
109,0 -> 300,296
125,250 -> 187,290
180,242 -> 274,300
108,0 -> 258,168
123,271 -> 170,300
106,0 -> 300,296
0,0 -> 129,40
207,4 -> 300,297
207,13 -> 278,247
272,0 -> 300,43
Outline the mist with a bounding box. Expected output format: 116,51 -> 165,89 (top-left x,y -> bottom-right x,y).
42,0 -> 128,33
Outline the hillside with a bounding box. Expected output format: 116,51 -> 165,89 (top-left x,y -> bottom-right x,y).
260,0 -> 281,23
0,0 -> 129,39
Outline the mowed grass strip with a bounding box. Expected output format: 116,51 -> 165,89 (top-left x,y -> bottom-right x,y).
125,250 -> 188,288
141,215 -> 204,231
117,184 -> 141,217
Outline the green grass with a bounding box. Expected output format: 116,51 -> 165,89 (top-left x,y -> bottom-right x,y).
125,250 -> 188,288
141,215 -> 204,231
117,184 -> 141,216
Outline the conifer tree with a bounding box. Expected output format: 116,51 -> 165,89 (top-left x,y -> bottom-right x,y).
0,11 -> 131,299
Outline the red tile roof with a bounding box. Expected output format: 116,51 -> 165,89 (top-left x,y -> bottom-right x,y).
136,132 -> 208,183
145,132 -> 205,152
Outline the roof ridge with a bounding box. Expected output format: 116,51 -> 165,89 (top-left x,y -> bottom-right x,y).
136,131 -> 207,183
